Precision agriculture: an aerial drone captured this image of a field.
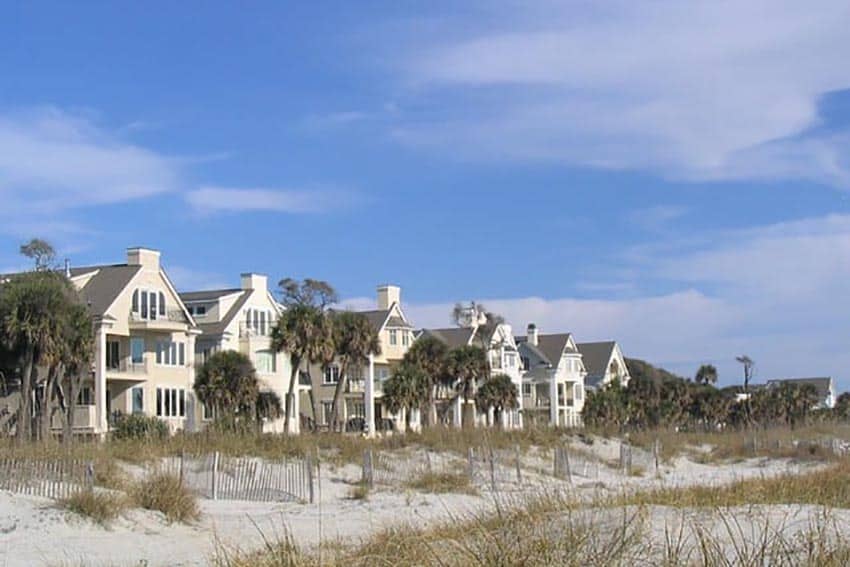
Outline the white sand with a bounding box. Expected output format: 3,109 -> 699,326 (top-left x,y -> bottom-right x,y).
0,445 -> 831,567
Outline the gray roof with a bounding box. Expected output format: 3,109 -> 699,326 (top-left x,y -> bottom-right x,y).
385,315 -> 413,329
766,377 -> 833,400
420,327 -> 477,349
517,333 -> 574,366
357,309 -> 391,332
71,265 -> 142,317
180,288 -> 242,302
577,341 -> 617,379
196,291 -> 251,336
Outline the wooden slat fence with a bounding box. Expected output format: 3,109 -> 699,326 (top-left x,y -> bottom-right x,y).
364,449 -> 466,488
0,458 -> 91,499
467,446 -> 524,489
151,452 -> 314,503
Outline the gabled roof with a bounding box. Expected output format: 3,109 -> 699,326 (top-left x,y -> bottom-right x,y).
356,309 -> 392,333
420,327 -> 478,349
194,290 -> 251,336
766,377 -> 833,400
71,265 -> 142,317
517,333 -> 575,367
180,288 -> 242,302
577,341 -> 617,378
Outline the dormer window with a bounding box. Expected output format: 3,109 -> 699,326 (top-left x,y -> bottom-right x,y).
132,289 -> 166,320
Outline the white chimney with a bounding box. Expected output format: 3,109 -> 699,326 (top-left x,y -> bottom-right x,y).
241,273 -> 268,292
64,258 -> 71,278
126,247 -> 161,270
527,323 -> 538,346
377,284 -> 400,310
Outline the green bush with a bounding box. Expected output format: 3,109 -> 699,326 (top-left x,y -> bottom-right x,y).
111,412 -> 169,441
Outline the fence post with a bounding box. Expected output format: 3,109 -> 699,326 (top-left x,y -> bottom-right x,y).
653,438 -> 661,475
179,449 -> 185,486
488,446 -> 496,491
85,461 -> 94,491
425,451 -> 432,475
514,445 -> 522,483
306,453 -> 315,504
211,451 -> 220,501
362,449 -> 374,489
467,447 -> 475,481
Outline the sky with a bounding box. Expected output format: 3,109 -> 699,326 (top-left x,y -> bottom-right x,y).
2,1 -> 850,389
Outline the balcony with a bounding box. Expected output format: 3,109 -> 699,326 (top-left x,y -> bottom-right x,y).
51,405 -> 97,430
129,309 -> 189,331
346,379 -> 365,393
239,320 -> 276,339
106,358 -> 149,378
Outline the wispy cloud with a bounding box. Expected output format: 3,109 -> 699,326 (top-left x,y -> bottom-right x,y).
185,186 -> 355,215
387,1 -> 850,185
628,205 -> 688,232
350,211 -> 850,389
0,107 -> 179,213
166,265 -> 231,292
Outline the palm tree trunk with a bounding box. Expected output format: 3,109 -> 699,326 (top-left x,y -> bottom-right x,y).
283,355 -> 301,435
16,348 -> 35,442
39,364 -> 60,442
307,375 -> 320,432
329,359 -> 349,432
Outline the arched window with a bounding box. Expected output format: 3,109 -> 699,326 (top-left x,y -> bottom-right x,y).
159,292 -> 166,316
132,289 -> 139,313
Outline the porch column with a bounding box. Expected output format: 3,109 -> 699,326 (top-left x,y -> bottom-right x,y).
94,324 -> 108,436
185,332 -> 197,432
516,378 -> 524,429
453,396 -> 462,428
365,353 -> 375,437
549,375 -> 558,427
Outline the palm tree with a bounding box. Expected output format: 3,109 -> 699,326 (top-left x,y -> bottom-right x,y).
271,304 -> 334,433
401,336 -> 449,427
382,362 -> 428,431
328,311 -> 381,431
475,374 -> 518,428
695,364 -> 718,386
736,355 -> 754,426
194,350 -> 260,425
445,345 -> 488,428
58,304 -> 93,442
0,270 -> 74,441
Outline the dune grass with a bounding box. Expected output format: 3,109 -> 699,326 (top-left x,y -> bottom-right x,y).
59,490 -> 127,526
404,471 -> 477,495
132,472 -> 200,523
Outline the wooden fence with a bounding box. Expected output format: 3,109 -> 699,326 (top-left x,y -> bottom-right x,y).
0,458 -> 92,499
154,452 -> 314,503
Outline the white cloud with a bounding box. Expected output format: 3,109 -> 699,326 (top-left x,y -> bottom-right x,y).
186,186 -> 353,215
165,265 -> 230,292
0,107 -> 179,212
389,1 -> 850,185
344,212 -> 850,389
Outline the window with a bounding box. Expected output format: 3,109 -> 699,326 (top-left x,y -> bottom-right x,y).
256,350 -> 276,374
506,353 -> 516,368
389,329 -> 398,346
377,367 -> 389,381
202,402 -> 215,421
132,387 -> 144,414
522,383 -> 532,396
156,341 -> 185,366
78,387 -> 93,406
574,384 -> 583,401
321,402 -> 333,425
133,289 -> 165,320
323,365 -> 340,384
401,331 -> 409,346
348,401 -> 365,418
521,356 -> 530,370
156,387 -> 185,418
130,337 -> 145,364
245,308 -> 274,336
189,305 -> 207,317
106,341 -> 120,369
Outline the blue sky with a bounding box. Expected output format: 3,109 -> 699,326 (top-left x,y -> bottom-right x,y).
3,2 -> 850,388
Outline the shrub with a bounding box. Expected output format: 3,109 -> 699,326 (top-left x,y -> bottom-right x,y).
61,490 -> 126,526
111,412 -> 169,441
133,473 -> 200,523
348,482 -> 370,501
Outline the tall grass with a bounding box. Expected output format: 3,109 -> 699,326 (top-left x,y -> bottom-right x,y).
132,473 -> 200,523
59,490 -> 127,526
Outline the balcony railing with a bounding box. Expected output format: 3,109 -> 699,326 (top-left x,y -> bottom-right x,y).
107,358 -> 149,375
346,379 -> 365,393
129,309 -> 187,325
51,405 -> 96,430
239,320 -> 276,339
